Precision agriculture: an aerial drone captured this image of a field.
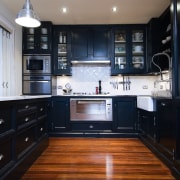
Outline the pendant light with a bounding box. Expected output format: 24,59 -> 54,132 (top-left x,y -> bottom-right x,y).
15,0 -> 41,28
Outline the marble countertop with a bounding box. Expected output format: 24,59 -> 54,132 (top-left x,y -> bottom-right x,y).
0,95 -> 51,101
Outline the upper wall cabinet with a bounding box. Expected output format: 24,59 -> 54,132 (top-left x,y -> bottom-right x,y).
53,26 -> 71,75
70,26 -> 112,61
111,25 -> 146,75
23,21 -> 52,54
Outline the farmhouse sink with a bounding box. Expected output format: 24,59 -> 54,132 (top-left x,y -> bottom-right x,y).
137,96 -> 156,112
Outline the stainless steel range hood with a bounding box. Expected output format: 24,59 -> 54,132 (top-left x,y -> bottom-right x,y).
71,60 -> 111,64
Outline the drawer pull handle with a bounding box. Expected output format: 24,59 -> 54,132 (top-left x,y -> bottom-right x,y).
0,154 -> 4,161
25,117 -> 29,122
25,137 -> 29,142
40,108 -> 44,112
0,119 -> 5,125
40,128 -> 43,131
25,105 -> 29,109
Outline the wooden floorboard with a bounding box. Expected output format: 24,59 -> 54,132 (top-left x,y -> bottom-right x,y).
21,138 -> 175,180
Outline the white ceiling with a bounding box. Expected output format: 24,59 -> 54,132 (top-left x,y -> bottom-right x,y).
1,0 -> 170,25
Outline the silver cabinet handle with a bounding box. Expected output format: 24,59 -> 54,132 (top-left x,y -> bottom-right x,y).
25,105 -> 29,109
161,103 -> 166,106
40,108 -> 44,112
25,117 -> 29,122
6,82 -> 8,88
0,154 -> 4,161
40,128 -> 43,131
25,137 -> 29,142
0,119 -> 5,125
2,82 -> 5,88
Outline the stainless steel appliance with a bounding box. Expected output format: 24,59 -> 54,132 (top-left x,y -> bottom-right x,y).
23,55 -> 51,74
22,55 -> 52,95
70,98 -> 112,121
23,75 -> 51,95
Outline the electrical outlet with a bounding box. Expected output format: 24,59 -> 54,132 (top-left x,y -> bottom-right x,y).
160,85 -> 163,89
57,85 -> 62,89
142,85 -> 148,89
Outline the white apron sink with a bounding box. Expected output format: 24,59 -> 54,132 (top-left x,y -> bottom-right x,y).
137,96 -> 156,112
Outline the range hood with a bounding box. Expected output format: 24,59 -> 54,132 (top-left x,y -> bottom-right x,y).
71,60 -> 111,64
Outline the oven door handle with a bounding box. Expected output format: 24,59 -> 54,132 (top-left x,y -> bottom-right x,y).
77,100 -> 104,104
27,81 -> 49,83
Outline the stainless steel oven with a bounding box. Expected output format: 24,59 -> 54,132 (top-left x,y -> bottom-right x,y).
23,55 -> 51,74
70,98 -> 112,121
23,75 -> 51,95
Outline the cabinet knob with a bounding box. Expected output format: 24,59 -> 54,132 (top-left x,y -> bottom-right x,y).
25,137 -> 29,142
25,117 -> 29,122
161,102 -> 166,106
40,127 -> 43,131
0,154 -> 4,161
25,105 -> 29,109
40,108 -> 44,112
0,119 -> 5,125
89,125 -> 94,129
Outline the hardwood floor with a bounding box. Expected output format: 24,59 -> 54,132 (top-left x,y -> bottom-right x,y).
21,138 -> 175,180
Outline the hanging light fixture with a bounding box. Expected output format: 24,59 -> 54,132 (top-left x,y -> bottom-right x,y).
15,0 -> 41,28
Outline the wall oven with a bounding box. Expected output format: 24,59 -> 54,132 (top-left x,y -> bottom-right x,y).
70,98 -> 112,121
23,75 -> 51,95
22,55 -> 52,95
23,55 -> 51,74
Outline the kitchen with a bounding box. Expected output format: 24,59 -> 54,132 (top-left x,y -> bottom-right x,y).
0,0 -> 179,179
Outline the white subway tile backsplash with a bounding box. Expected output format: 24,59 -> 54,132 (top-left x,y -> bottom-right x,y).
55,65 -> 159,96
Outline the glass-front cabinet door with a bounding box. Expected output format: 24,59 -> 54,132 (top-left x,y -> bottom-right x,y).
114,30 -> 127,71
23,21 -> 52,54
111,26 -> 146,75
131,29 -> 145,72
53,27 -> 71,75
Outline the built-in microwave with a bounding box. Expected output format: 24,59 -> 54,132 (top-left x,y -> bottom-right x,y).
23,55 -> 51,74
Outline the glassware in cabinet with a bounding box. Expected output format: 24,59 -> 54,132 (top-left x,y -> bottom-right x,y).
26,28 -> 35,50
57,31 -> 68,70
40,27 -> 49,50
114,30 -> 127,70
132,30 -> 144,70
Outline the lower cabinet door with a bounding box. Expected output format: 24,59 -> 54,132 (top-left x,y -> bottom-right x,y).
16,126 -> 36,158
0,136 -> 13,171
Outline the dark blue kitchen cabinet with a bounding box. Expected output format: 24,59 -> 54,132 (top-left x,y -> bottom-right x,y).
1,98 -> 49,180
138,109 -> 157,145
156,99 -> 176,161
53,26 -> 71,75
48,97 -> 70,135
113,96 -> 138,136
23,21 -> 52,54
70,26 -> 112,61
146,7 -> 171,74
111,25 -> 146,75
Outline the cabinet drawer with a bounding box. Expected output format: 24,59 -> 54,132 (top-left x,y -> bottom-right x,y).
71,122 -> 112,131
0,137 -> 13,170
37,121 -> 46,139
0,110 -> 11,134
17,112 -> 36,128
16,103 -> 37,116
16,127 -> 35,158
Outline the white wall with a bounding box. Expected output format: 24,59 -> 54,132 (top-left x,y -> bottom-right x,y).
0,1 -> 22,96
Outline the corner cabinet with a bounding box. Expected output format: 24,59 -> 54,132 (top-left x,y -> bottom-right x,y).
23,21 -> 52,54
70,26 -> 112,61
53,26 -> 71,75
111,25 -> 146,75
113,96 -> 138,136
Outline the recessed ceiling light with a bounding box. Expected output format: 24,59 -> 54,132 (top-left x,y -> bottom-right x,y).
62,7 -> 67,13
112,6 -> 117,12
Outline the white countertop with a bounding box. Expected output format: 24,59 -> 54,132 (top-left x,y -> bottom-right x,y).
0,95 -> 51,101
